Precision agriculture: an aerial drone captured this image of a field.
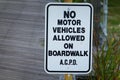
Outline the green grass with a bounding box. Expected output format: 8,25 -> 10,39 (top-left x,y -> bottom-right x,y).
108,0 -> 120,7
108,0 -> 120,36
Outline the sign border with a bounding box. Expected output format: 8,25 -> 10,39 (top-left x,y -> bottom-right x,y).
45,3 -> 93,74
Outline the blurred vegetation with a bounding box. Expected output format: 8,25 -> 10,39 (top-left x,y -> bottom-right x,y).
108,0 -> 120,36
89,35 -> 120,80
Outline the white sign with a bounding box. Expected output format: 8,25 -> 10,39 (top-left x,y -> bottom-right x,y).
45,3 -> 93,74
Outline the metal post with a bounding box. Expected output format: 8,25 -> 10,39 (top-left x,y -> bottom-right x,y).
103,0 -> 108,36
102,0 -> 108,50
84,0 -> 87,2
64,74 -> 73,80
99,0 -> 108,49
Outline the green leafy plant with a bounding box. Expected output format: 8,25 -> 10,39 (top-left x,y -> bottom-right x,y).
89,35 -> 120,80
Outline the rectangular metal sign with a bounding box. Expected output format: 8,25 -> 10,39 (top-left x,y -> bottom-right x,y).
45,3 -> 93,74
